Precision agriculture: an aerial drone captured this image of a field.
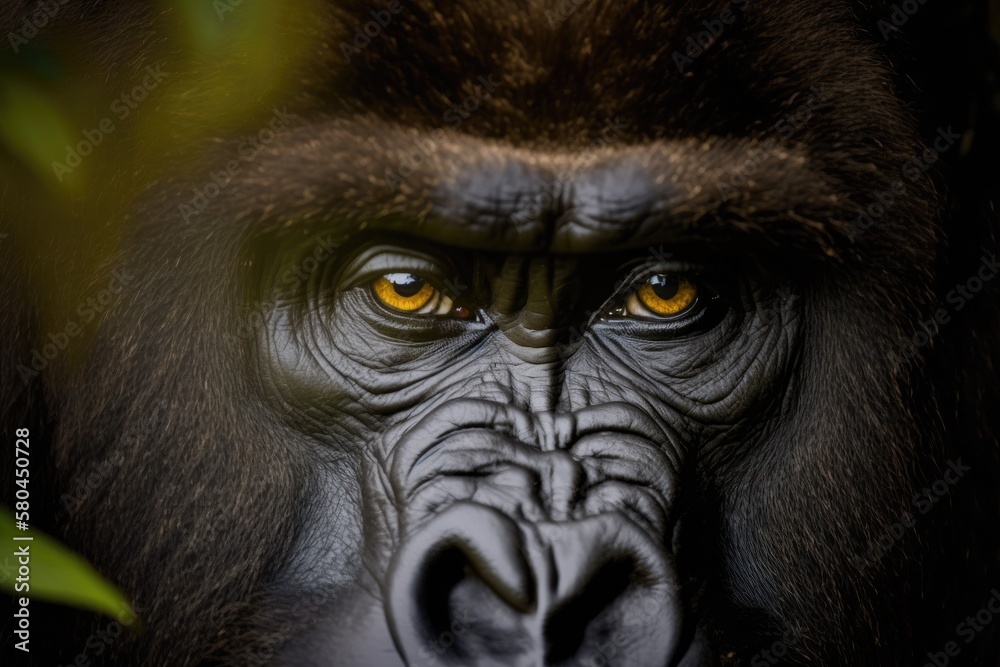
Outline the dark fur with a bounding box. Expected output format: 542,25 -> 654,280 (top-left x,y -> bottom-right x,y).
2,1 -> 998,665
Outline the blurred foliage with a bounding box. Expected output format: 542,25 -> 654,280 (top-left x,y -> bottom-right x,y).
0,75 -> 75,183
0,0 -> 324,369
2,506 -> 134,621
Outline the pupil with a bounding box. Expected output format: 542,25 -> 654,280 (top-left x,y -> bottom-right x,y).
387,273 -> 425,297
650,274 -> 679,300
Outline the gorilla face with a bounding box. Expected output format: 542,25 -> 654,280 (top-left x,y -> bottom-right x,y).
4,0 -> 998,666
263,236 -> 791,663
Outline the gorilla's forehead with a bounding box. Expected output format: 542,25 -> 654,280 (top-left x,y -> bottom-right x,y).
242,125 -> 843,259
316,0 -> 875,142
209,0 -> 926,268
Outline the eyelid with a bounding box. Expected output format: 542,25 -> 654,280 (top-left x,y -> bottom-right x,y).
337,246 -> 454,292
610,259 -> 704,301
592,261 -> 717,326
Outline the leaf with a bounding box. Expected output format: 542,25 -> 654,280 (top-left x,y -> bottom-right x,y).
0,77 -> 77,183
1,506 -> 133,620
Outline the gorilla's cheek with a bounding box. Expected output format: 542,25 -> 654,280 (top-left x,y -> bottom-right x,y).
570,299 -> 799,433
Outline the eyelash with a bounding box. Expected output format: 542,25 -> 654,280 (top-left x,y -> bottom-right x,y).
369,273 -> 475,319
363,266 -> 713,327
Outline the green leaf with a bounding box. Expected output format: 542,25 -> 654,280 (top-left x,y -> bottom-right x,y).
1,506 -> 133,620
0,77 -> 77,182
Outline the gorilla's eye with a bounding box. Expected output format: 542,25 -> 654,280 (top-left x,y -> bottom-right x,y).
373,273 -> 435,311
372,273 -> 469,317
626,274 -> 698,318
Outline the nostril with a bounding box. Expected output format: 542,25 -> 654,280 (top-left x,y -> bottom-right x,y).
387,505 -> 684,666
415,542 -> 534,643
543,556 -> 637,664
412,546 -> 470,645
386,503 -> 535,665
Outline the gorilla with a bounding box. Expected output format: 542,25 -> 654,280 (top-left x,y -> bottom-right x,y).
1,0 -> 998,665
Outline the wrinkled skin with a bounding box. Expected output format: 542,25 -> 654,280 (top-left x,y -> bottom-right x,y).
1,1 -> 998,666
265,245 -> 795,664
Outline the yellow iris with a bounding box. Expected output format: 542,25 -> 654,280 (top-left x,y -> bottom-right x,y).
634,274 -> 698,316
372,273 -> 436,312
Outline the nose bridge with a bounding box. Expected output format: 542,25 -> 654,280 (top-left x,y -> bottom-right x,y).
492,354 -> 563,415
525,256 -> 580,331
492,255 -> 582,339
483,254 -> 586,414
